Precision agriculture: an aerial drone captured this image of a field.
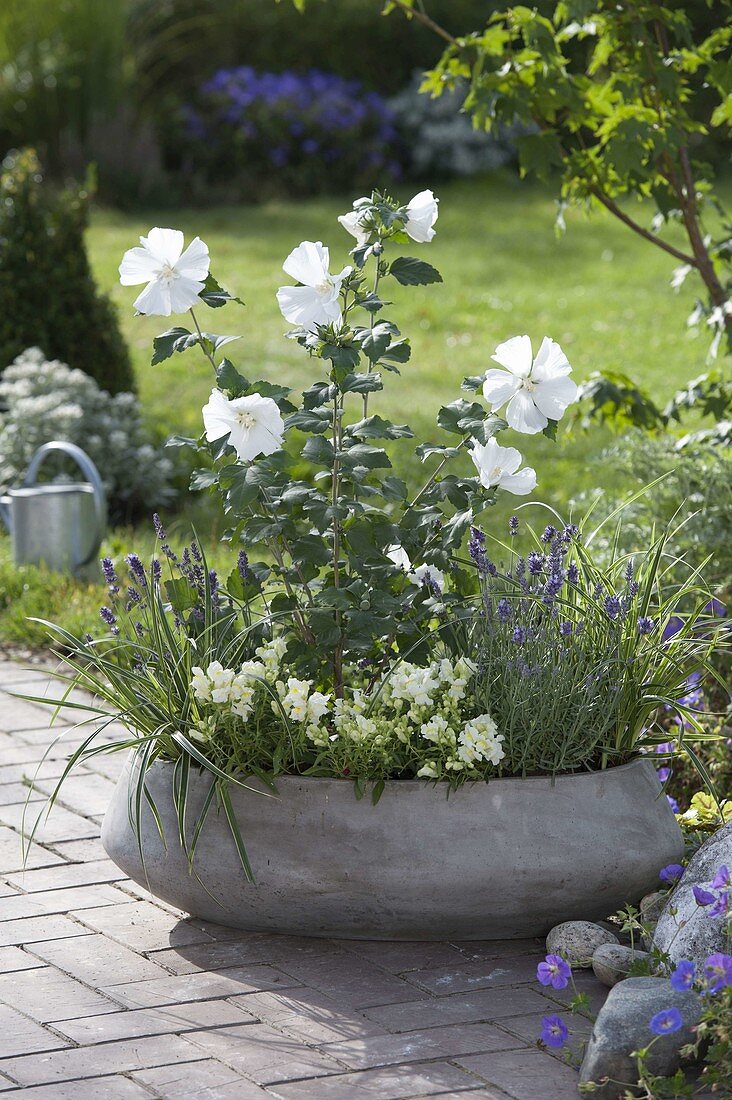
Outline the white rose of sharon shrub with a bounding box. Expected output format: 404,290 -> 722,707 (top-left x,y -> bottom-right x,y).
36,186 -> 601,880
482,334 -> 578,435
119,227 -> 210,316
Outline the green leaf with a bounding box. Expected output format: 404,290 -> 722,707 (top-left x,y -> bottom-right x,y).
437,399 -> 486,435
217,465 -> 259,512
285,408 -> 332,433
216,358 -> 250,396
302,435 -> 335,466
360,320 -> 399,361
415,442 -> 461,461
303,381 -> 336,409
164,577 -> 198,613
341,372 -> 383,395
190,468 -> 219,491
340,444 -> 392,470
199,273 -> 244,309
389,257 -> 443,286
151,327 -> 194,366
347,415 -> 413,440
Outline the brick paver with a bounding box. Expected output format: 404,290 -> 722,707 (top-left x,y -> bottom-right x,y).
0,661 -> 610,1098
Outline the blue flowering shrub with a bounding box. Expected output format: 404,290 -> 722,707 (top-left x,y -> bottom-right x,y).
177,68 -> 403,200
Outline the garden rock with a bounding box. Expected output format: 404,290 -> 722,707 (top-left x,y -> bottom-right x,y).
546,920 -> 618,967
653,819 -> 731,967
579,977 -> 701,1099
640,890 -> 666,924
592,943 -> 651,988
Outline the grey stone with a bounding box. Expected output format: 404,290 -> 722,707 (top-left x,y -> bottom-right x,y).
640,890 -> 667,924
592,943 -> 652,987
546,921 -> 619,967
579,977 -> 701,1099
653,819 -> 731,967
101,754 -> 683,939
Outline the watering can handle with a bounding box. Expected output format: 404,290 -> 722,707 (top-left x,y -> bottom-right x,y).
24,441 -> 107,568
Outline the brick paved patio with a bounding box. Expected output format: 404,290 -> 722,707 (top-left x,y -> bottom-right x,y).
0,659 -> 606,1099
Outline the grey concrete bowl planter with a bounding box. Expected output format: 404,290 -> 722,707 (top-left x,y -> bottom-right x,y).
101,755 -> 683,940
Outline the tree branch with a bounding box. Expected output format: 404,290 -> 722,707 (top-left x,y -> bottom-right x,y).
387,0 -> 457,45
590,189 -> 696,267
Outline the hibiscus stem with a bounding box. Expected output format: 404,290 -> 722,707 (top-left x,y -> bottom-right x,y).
332,391 -> 344,697
190,308 -> 217,370
406,437 -> 469,512
363,254 -> 382,419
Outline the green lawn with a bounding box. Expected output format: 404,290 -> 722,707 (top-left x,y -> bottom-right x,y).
0,174 -> 717,652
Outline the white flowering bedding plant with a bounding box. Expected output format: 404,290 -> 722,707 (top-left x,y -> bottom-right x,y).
32,187 -> 722,873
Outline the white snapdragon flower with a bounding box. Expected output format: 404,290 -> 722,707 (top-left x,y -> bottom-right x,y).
458,713 -> 505,767
276,241 -> 351,331
239,660 -> 267,682
191,666 -> 211,702
470,438 -> 537,496
278,677 -> 313,723
420,714 -> 453,745
404,190 -> 439,243
202,390 -> 285,463
388,663 -> 440,709
119,228 -> 209,316
417,762 -> 439,779
208,662 -> 236,704
255,637 -> 287,674
306,691 -> 332,724
483,335 -> 578,435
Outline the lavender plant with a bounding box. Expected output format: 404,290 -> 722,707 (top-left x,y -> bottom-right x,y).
464,511 -> 728,780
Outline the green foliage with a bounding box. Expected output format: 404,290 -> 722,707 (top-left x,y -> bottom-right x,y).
604,431 -> 732,590
387,0 -> 731,425
0,150 -> 134,394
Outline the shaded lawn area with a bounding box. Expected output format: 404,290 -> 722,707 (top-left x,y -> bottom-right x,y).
0,174 -> 714,651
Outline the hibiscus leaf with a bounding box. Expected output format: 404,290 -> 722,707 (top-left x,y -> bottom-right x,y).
415,442 -> 461,461
462,375 -> 485,393
542,420 -> 558,441
339,444 -> 392,470
347,415 -> 413,440
302,435 -> 335,466
285,408 -> 332,433
437,399 -> 486,435
303,381 -> 336,409
199,273 -> 245,308
442,509 -> 473,549
151,326 -> 193,366
340,372 -> 384,395
189,467 -> 219,492
389,257 -> 443,286
216,358 -> 250,397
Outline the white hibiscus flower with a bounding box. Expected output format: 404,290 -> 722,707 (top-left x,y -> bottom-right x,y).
404,190 -> 439,243
482,335 -> 578,435
276,241 -> 351,331
386,545 -> 445,592
118,228 -> 209,316
202,390 -> 285,463
337,198 -> 372,246
470,438 -> 537,496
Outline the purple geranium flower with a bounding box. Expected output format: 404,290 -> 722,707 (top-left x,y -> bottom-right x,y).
541,1014 -> 569,1048
693,886 -> 716,907
662,615 -> 684,641
711,865 -> 730,890
537,954 -> 572,990
670,960 -> 696,991
708,892 -> 730,919
667,795 -> 680,813
657,766 -> 672,783
649,1007 -> 683,1035
659,864 -> 684,885
704,953 -> 732,994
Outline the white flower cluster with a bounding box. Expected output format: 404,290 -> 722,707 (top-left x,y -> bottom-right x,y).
276,676 -> 331,741
384,657 -> 476,717
190,638 -> 288,727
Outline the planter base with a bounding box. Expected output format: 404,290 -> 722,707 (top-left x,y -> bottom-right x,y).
101,757 -> 683,940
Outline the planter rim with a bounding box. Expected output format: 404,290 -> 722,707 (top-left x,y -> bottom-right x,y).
141,754 -> 652,790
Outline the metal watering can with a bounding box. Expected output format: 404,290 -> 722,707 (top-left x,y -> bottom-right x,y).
0,441 -> 107,579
